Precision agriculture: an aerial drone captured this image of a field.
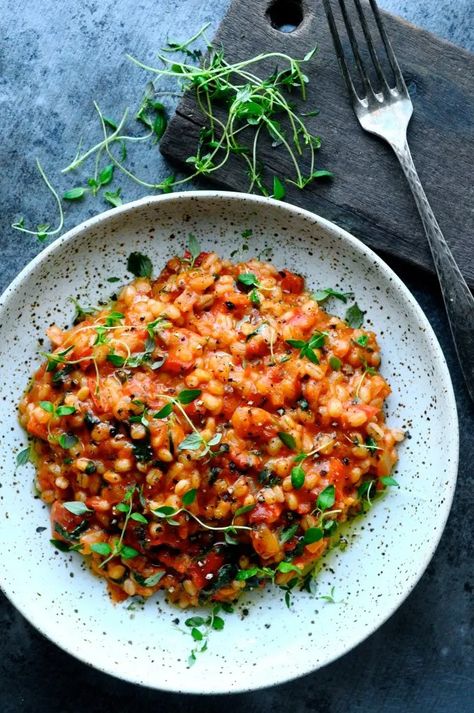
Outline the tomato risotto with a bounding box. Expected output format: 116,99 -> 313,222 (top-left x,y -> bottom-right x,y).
19,245 -> 402,607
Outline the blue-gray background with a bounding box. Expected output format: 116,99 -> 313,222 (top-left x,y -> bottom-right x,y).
1,1 -> 472,711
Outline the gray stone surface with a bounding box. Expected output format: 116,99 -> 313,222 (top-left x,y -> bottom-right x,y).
0,1 -> 472,711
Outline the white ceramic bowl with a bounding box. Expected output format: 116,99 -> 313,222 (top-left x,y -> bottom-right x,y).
0,192 -> 458,693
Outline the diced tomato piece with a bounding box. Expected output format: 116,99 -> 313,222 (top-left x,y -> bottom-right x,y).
35,364 -> 47,380
100,484 -> 129,505
182,250 -> 209,267
286,310 -> 318,332
163,355 -> 194,374
245,335 -> 269,359
73,344 -> 94,361
293,540 -> 327,566
328,458 -> 347,482
184,399 -> 206,419
280,272 -> 305,294
318,457 -> 350,501
249,502 -> 283,524
87,377 -> 112,413
26,416 -> 48,440
187,550 -> 225,590
221,391 -> 242,420
296,501 -> 311,515
358,404 -> 380,420
108,581 -> 129,602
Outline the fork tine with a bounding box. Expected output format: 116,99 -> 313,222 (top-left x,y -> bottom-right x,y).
321,0 -> 363,103
367,0 -> 408,93
336,0 -> 376,98
352,0 -> 390,92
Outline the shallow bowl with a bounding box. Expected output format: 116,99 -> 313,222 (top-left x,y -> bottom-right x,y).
0,191 -> 458,693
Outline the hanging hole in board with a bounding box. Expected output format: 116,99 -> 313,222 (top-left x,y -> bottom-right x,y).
266,0 -> 304,33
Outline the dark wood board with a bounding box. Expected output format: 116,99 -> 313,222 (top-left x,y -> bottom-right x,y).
160,0 -> 474,287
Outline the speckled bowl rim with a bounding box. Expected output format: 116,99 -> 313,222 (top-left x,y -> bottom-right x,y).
0,191 -> 459,694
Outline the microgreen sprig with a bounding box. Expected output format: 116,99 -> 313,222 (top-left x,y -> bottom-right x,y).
152,504 -> 253,540
39,400 -> 77,419
126,40 -> 331,193
14,27 -> 332,244
185,234 -> 201,268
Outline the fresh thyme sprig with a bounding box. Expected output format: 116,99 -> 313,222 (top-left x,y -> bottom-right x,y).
183,601 -> 230,666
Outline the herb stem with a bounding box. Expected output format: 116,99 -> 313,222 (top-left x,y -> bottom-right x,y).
12,159 -> 64,239
158,506 -> 252,533
62,108 -> 129,173
161,22 -> 211,53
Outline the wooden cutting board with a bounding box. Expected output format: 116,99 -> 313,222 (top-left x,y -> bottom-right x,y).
160,0 -> 474,287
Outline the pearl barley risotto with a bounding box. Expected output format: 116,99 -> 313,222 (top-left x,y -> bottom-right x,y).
19,242 -> 402,608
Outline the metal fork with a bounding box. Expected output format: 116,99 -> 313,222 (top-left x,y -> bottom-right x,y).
323,0 -> 474,402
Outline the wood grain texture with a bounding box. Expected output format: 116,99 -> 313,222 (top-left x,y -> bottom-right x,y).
160,0 -> 474,286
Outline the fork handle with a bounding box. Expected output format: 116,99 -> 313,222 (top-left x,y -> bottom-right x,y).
391,137 -> 474,402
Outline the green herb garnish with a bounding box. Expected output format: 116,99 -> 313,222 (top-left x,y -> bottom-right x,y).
380,476 -> 399,487
63,501 -> 92,516
318,585 -> 337,604
136,90 -> 167,141
152,389 -> 224,458
58,433 -> 79,449
127,251 -> 153,278
316,485 -> 335,511
290,464 -> 305,490
63,187 -> 86,201
184,603 -> 228,666
237,272 -> 260,288
104,188 -> 123,207
187,234 -> 201,268
303,527 -> 323,545
182,488 -> 197,506
91,486 -> 141,567
345,302 -> 366,329
354,334 -> 369,347
272,176 -> 286,200
16,446 -> 32,466
15,28 -> 332,244
280,523 -> 299,544
286,331 -> 327,364
278,431 -> 297,450
313,288 -> 352,303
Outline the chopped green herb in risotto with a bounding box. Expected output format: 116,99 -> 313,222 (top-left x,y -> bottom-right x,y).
19,242 -> 402,607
